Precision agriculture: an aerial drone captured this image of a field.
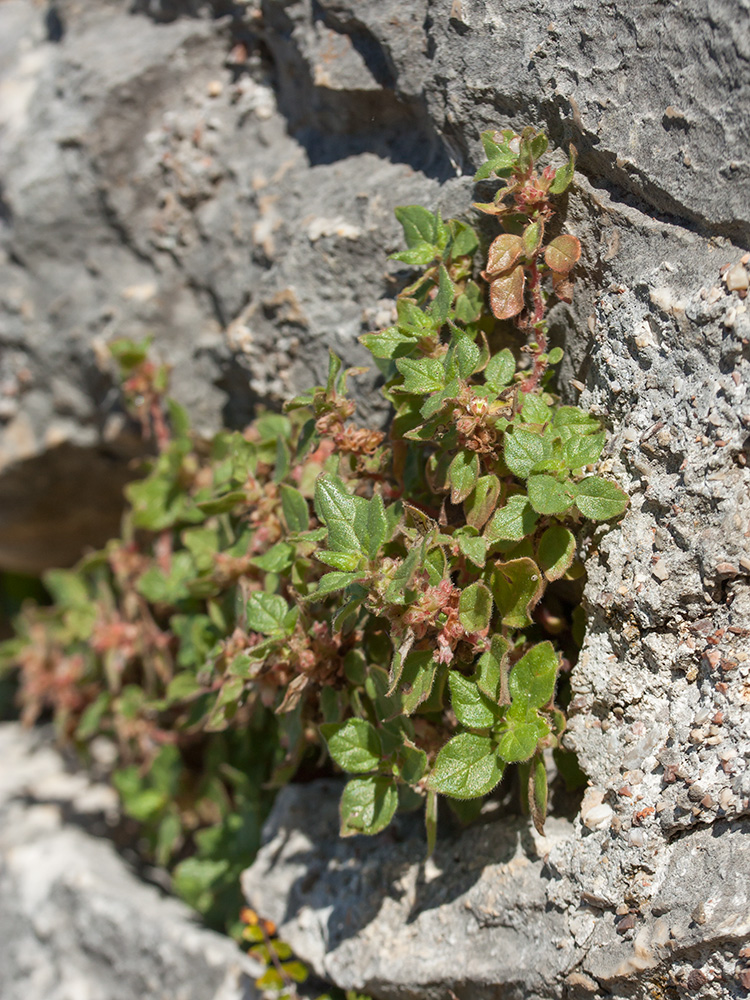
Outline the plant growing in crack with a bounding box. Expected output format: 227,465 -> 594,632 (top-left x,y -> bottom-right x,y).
0,126 -> 627,931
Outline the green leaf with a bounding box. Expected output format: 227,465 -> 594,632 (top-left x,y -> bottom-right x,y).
429,265 -> 455,325
353,493 -> 388,559
397,739 -> 428,784
530,132 -> 548,160
490,266 -> 525,320
498,711 -> 549,763
537,525 -> 576,581
256,969 -> 285,991
485,234 -> 523,275
523,220 -> 543,256
384,542 -> 423,604
458,581 -> 493,633
448,450 -> 480,505
391,243 -> 438,266
397,650 -> 439,715
360,326 -> 418,359
465,475 -> 501,530
395,204 -> 437,248
251,542 -> 295,573
427,733 -> 504,799
544,234 -> 581,274
553,406 -> 600,432
339,776 -> 398,836
246,593 -> 290,634
314,474 -> 361,553
453,334 -> 481,380
484,494 -> 538,543
483,348 -> 516,391
504,430 -> 545,479
450,222 -> 479,258
489,557 -> 544,628
457,532 -> 487,568
454,280 -> 484,323
529,753 -> 548,835
316,550 -> 361,572
312,571 -> 360,596
564,431 -> 606,469
419,378 -> 461,419
574,476 -> 629,520
548,346 -> 564,365
508,641 -> 559,709
321,719 -> 382,773
549,145 -> 576,194
521,392 -> 553,426
280,961 -> 308,984
475,634 -> 510,702
196,490 -> 247,516
280,484 -> 309,533
395,356 -> 446,395
527,475 -> 575,515
449,671 -> 501,729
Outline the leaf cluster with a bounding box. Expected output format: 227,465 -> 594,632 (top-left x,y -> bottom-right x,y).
0,129 -> 627,919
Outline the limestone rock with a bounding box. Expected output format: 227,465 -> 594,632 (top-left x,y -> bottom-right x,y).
0,722 -> 260,1000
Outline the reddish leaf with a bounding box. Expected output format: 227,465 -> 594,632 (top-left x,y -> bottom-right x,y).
552,270 -> 575,303
490,266 -> 525,320
485,234 -> 523,275
544,235 -> 581,274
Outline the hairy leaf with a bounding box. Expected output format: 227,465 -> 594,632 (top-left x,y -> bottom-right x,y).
544,234 -> 581,274
574,477 -> 629,520
458,581 -> 493,633
508,641 -> 559,710
486,234 -> 523,275
489,558 -> 544,628
340,776 -> 398,837
527,475 -> 575,515
321,719 -> 382,773
490,266 -> 526,320
537,525 -> 576,581
449,671 -> 501,729
427,733 -> 504,799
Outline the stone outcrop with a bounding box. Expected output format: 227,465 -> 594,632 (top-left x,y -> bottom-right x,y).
0,722 -> 260,1000
1,0 -> 749,996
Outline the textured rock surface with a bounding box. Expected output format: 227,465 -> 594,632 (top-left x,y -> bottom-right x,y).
2,0 -> 748,568
1,0 -> 750,996
0,722 -> 260,1000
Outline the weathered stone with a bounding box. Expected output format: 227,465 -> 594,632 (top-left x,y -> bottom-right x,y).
0,722 -> 260,1000
1,0 -> 749,995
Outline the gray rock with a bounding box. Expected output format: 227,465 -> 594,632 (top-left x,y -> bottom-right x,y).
2,0 -> 747,569
1,0 -> 750,993
0,722 -> 260,1000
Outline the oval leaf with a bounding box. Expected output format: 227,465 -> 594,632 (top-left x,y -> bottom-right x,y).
449,671 -> 501,729
508,641 -> 559,709
574,476 -> 629,520
458,581 -> 493,633
544,235 -> 581,274
449,449 -> 480,505
339,776 -> 398,837
321,719 -> 382,773
427,733 -> 504,799
527,475 -> 575,515
486,234 -> 523,275
537,525 -> 577,581
490,266 -> 526,320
